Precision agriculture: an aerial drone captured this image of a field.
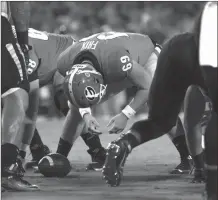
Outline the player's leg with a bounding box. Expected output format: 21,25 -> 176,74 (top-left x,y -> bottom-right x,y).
1,16 -> 39,191
168,116 -> 192,174
200,67 -> 217,199
21,81 -> 51,169
102,33 -> 200,186
53,76 -> 106,169
19,80 -> 40,159
56,98 -> 84,156
183,85 -> 206,182
197,2 -> 217,199
55,98 -> 105,164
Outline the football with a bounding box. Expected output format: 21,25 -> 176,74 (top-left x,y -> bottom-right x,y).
38,153 -> 71,177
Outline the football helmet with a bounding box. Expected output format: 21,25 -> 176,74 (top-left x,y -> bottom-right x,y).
63,64 -> 106,108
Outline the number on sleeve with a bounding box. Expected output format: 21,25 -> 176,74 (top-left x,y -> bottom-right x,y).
120,55 -> 132,71
27,59 -> 37,74
28,28 -> 48,41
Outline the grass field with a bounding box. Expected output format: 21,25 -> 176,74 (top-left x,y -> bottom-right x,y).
2,117 -> 204,200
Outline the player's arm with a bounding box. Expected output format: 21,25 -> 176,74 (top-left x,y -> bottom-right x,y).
126,60 -> 152,114
10,2 -> 30,44
107,56 -> 152,134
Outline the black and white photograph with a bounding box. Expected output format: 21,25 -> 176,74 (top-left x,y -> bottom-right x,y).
1,1 -> 217,200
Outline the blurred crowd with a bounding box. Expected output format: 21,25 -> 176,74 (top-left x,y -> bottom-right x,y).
31,2 -> 204,118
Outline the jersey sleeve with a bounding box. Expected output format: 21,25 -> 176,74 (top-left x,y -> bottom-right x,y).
48,33 -> 76,58
57,46 -> 72,76
103,47 -> 133,83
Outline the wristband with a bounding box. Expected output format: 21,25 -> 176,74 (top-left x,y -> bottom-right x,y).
16,31 -> 28,45
79,107 -> 92,118
122,105 -> 136,119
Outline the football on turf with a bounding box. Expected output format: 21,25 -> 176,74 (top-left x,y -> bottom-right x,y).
38,153 -> 71,177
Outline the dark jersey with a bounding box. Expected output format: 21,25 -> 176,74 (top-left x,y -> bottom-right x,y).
57,32 -> 155,84
28,28 -> 75,83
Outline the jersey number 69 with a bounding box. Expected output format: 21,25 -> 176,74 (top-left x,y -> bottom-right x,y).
120,55 -> 132,71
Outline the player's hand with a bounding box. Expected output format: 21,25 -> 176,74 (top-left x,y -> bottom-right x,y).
83,114 -> 102,135
107,113 -> 128,134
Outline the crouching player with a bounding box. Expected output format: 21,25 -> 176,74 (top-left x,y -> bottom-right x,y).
52,32 -> 158,164
52,31 -> 193,173
18,28 -> 106,170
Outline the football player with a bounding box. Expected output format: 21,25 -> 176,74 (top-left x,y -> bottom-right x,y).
196,2 -> 217,199
102,4 -> 217,200
1,2 -> 39,191
14,28 -> 76,166
52,32 -> 159,164
183,85 -> 210,183
17,29 -> 106,170
52,31 -> 193,173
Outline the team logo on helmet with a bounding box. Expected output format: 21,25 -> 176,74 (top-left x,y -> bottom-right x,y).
85,86 -> 97,101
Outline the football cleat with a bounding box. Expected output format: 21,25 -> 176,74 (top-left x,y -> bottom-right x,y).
170,156 -> 193,174
191,168 -> 206,183
2,162 -> 39,191
102,141 -> 130,187
86,147 -> 106,171
2,176 -> 39,191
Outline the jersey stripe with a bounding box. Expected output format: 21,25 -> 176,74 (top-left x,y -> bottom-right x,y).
6,43 -> 24,80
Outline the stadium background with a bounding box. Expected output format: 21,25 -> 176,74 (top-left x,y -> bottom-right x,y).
31,2 -> 204,118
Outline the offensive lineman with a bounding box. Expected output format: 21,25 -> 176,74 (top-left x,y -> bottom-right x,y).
52,32 -> 159,165
52,32 -> 193,174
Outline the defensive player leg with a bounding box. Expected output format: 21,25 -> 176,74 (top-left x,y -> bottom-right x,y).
200,67 -> 217,199
102,33 -> 200,186
168,116 -> 192,174
197,2 -> 217,199
183,85 -> 206,182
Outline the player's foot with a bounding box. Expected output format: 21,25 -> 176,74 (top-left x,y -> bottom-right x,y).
2,176 -> 39,191
25,145 -> 51,170
170,157 -> 192,174
102,140 -> 130,187
2,163 -> 39,191
86,147 -> 106,171
191,168 -> 205,183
